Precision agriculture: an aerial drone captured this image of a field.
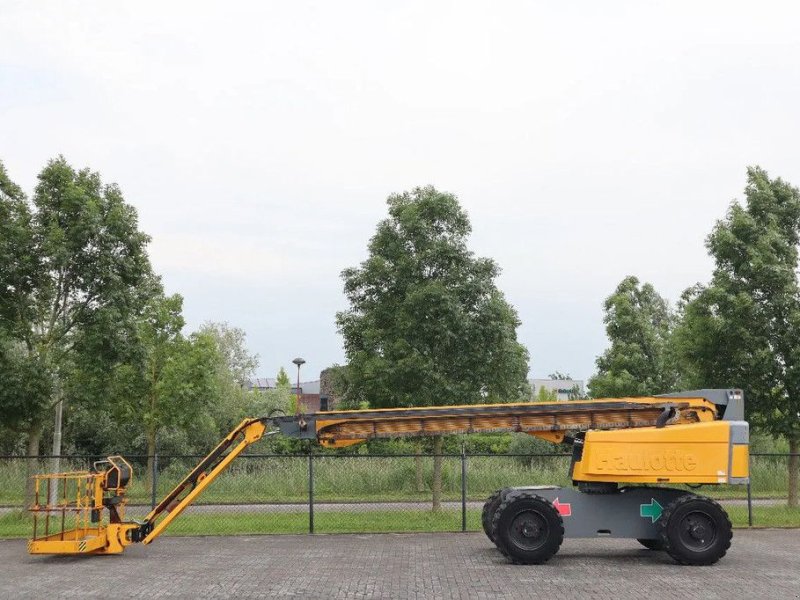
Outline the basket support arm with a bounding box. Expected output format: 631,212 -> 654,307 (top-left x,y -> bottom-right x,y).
138,418 -> 275,544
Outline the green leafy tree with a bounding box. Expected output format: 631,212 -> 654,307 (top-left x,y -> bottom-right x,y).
197,322 -> 260,437
588,276 -> 679,398
336,186 -> 529,508
198,321 -> 259,385
0,339 -> 52,453
548,371 -> 571,380
0,157 -> 152,501
108,294 -> 219,487
0,162 -> 51,451
535,386 -> 558,402
673,167 -> 800,506
276,367 -> 291,388
0,161 -> 36,340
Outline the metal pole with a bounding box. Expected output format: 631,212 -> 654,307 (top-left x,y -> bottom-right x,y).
461,445 -> 467,532
151,448 -> 159,510
308,453 -> 315,534
747,479 -> 753,527
48,391 -> 64,506
292,357 -> 305,414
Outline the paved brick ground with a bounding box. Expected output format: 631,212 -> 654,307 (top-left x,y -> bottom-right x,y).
1,530 -> 799,599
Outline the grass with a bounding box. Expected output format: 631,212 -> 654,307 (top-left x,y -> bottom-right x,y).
166,509 -> 480,535
739,506 -> 800,527
0,512 -> 30,538
2,505 -> 799,539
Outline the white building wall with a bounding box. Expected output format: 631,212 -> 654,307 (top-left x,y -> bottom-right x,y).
529,379 -> 585,401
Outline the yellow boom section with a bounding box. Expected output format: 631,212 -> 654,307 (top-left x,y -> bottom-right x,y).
141,418 -> 274,544
271,396 -> 720,448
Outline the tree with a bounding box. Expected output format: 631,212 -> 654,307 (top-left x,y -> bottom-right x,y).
673,167 -> 800,506
0,161 -> 35,339
198,321 -> 258,385
336,186 -> 529,508
548,371 -> 572,380
0,338 -> 52,453
588,276 -> 679,398
0,157 -> 152,502
276,367 -> 291,388
197,322 -> 262,438
108,293 -> 220,487
535,386 -> 558,402
0,162 -> 51,448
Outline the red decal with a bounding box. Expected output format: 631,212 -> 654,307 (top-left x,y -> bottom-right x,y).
553,497 -> 572,517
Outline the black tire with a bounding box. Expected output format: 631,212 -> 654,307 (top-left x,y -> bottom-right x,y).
637,538 -> 665,551
659,495 -> 732,566
481,489 -> 504,543
490,491 -> 564,564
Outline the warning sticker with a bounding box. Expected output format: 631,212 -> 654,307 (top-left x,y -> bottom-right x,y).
553,497 -> 572,517
640,499 -> 663,523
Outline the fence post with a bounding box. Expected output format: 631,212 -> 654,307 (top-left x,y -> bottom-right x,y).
150,450 -> 159,510
308,453 -> 315,534
747,479 -> 753,527
461,446 -> 467,532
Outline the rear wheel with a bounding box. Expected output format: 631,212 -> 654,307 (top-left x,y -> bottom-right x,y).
659,495 -> 732,565
637,538 -> 665,551
481,490 -> 504,543
491,491 -> 564,564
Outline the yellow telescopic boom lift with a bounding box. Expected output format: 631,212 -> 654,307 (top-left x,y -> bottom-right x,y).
28,389 -> 748,565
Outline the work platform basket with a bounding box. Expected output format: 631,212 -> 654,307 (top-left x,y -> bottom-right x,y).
28,456 -> 134,555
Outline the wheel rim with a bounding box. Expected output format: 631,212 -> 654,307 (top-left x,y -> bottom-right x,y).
508,509 -> 549,552
677,510 -> 717,552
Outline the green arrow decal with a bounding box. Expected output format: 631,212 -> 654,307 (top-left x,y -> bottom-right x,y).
640,499 -> 663,523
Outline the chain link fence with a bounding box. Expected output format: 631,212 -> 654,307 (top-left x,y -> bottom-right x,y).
1,452 -> 797,537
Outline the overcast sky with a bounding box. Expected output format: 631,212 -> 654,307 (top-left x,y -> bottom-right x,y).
2,1 -> 800,384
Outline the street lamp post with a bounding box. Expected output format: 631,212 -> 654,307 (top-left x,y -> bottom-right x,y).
292,357 -> 306,414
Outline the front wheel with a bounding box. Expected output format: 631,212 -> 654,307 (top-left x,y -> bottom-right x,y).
491,491 -> 564,564
659,495 -> 732,565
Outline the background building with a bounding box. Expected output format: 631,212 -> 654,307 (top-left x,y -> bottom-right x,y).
244,378 -> 278,391
529,378 -> 585,401
245,378 -> 324,411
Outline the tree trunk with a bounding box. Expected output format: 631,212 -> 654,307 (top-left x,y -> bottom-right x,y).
24,423 -> 42,508
146,426 -> 157,495
789,438 -> 799,508
415,441 -> 425,493
432,435 -> 443,512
